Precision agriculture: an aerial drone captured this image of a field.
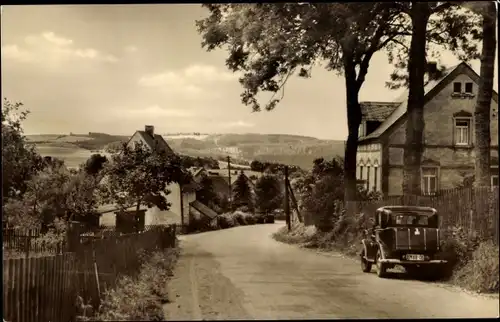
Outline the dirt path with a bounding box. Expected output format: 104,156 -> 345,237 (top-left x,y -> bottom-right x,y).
163,223 -> 499,319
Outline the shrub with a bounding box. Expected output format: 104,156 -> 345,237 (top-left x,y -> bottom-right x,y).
439,225 -> 483,271
90,249 -> 179,321
452,241 -> 499,293
232,211 -> 247,226
243,213 -> 257,225
217,213 -> 237,229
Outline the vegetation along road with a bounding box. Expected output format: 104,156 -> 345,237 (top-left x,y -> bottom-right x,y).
164,222 -> 499,319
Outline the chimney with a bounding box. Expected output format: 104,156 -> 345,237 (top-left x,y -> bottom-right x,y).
145,125 -> 154,137
427,61 -> 438,80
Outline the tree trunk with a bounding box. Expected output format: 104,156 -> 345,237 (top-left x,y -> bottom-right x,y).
403,3 -> 430,195
474,2 -> 496,187
343,62 -> 362,202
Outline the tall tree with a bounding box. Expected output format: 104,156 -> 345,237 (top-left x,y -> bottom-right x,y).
255,174 -> 282,215
197,3 -> 405,202
385,3 -> 481,194
472,2 -> 497,187
232,172 -> 253,210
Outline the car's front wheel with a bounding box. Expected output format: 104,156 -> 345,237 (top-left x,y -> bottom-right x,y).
375,249 -> 388,278
360,249 -> 372,273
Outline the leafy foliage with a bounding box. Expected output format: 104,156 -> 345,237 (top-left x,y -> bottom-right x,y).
232,172 -> 253,210
2,99 -> 45,202
84,154 -> 108,176
197,3 -> 403,112
255,174 -> 282,215
4,161 -> 101,230
250,159 -> 302,176
102,142 -> 190,213
179,154 -> 220,169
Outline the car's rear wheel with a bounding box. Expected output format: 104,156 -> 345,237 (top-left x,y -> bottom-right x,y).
360,249 -> 372,273
375,249 -> 387,278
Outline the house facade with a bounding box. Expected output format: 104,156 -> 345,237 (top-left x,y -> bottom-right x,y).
357,62 -> 499,196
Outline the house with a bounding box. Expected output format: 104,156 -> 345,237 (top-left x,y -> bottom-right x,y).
356,62 -> 499,196
98,125 -> 215,229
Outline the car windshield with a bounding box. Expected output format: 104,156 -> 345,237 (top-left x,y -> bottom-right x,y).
392,213 -> 429,226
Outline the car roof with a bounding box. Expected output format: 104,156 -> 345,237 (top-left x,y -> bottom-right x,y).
376,206 -> 437,216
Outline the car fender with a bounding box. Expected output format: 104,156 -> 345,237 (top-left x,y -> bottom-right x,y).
361,239 -> 377,261
375,240 -> 391,260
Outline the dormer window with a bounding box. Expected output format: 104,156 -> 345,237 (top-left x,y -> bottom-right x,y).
453,82 -> 462,93
465,82 -> 473,94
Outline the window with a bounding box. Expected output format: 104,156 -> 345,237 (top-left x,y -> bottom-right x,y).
358,123 -> 365,137
454,118 -> 471,146
360,166 -> 364,180
421,167 -> 438,196
366,166 -> 371,190
492,175 -> 499,188
374,166 -> 378,191
465,82 -> 473,94
453,82 -> 462,93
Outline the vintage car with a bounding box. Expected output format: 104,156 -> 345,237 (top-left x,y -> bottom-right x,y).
360,206 -> 447,278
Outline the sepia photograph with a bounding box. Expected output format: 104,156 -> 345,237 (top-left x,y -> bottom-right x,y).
1,2 -> 499,321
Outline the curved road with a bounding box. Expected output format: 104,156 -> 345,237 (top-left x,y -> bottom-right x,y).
163,222 -> 499,319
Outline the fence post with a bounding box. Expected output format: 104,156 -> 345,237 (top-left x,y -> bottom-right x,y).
284,166 -> 291,231
25,229 -> 32,258
66,221 -> 82,253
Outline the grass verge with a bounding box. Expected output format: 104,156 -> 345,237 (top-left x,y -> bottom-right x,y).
273,222 -> 499,294
85,247 -> 180,321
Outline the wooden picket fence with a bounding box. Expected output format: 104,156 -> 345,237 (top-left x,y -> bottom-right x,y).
2,224 -> 177,322
345,186 -> 499,243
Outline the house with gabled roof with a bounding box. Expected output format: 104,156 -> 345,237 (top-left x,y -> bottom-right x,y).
98,125 -> 218,230
356,62 -> 499,196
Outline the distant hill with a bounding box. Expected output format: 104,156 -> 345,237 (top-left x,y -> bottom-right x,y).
166,133 -> 345,170
27,132 -> 345,170
26,133 -> 129,152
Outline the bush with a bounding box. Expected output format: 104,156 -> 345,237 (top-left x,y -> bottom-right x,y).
232,211 -> 247,226
452,241 -> 499,293
243,213 -> 257,225
217,213 -> 237,229
89,249 -> 179,321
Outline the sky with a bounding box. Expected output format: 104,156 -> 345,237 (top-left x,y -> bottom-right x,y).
1,4 -> 498,140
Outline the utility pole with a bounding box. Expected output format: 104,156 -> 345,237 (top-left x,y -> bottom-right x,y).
227,156 -> 232,210
284,165 -> 291,231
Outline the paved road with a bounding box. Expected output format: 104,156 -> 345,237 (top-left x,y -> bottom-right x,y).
163,222 -> 499,319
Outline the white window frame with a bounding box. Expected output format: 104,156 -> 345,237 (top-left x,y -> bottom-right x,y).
421,167 -> 439,196
454,117 -> 471,146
